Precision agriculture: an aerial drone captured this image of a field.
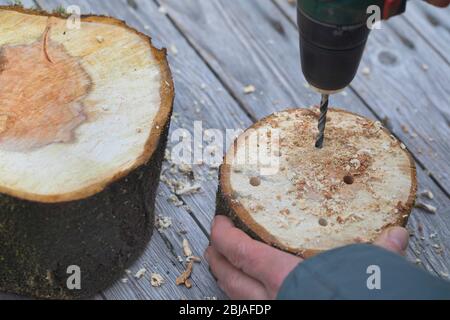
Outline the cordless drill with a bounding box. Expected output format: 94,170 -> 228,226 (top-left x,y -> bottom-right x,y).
297,0 -> 408,148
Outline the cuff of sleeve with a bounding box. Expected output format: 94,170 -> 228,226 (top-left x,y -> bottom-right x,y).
277,244 -> 450,300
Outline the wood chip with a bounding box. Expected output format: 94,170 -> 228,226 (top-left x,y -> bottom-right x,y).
419,189 -> 434,200
156,215 -> 172,230
168,194 -> 183,207
184,279 -> 193,288
176,261 -> 193,287
158,6 -> 167,14
176,183 -> 201,196
186,255 -> 202,263
415,202 -> 437,214
96,36 -> 104,43
182,238 -> 193,257
150,273 -> 165,287
243,85 -> 256,94
362,67 -> 371,75
170,44 -> 178,56
134,268 -> 147,279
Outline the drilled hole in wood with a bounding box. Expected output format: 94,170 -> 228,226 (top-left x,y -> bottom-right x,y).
249,176 -> 261,187
343,175 -> 354,185
318,218 -> 328,227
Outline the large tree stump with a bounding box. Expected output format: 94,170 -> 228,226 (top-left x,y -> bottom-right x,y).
0,7 -> 174,299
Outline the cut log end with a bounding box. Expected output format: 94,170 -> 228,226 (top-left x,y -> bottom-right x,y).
0,7 -> 174,299
217,108 -> 417,258
0,6 -> 174,203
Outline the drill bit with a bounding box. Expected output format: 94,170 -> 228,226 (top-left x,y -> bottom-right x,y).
315,94 -> 329,149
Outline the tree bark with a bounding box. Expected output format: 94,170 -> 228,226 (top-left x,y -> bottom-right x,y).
0,6 -> 174,299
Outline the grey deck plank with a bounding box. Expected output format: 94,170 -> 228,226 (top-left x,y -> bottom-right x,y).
155,0 -> 450,278
405,0 -> 450,65
273,0 -> 450,194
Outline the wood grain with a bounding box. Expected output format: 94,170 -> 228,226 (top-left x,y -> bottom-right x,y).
405,0 -> 450,65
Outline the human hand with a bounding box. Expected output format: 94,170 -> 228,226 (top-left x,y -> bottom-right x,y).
427,0 -> 450,7
205,215 -> 409,300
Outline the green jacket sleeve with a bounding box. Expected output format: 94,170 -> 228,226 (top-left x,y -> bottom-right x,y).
277,244 -> 450,300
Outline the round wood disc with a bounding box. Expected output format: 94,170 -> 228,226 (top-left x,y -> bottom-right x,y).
218,108 -> 417,258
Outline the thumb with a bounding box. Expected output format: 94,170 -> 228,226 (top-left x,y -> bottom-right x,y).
426,0 -> 450,7
374,227 -> 409,255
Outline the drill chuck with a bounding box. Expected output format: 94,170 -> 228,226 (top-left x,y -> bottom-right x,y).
297,7 -> 370,92
297,0 -> 407,92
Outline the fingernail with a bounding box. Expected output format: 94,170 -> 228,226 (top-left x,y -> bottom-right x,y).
388,227 -> 409,251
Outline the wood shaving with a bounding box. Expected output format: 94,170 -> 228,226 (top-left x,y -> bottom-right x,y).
419,190 -> 434,200
134,268 -> 147,279
184,279 -> 193,289
183,238 -> 193,257
176,183 -> 201,196
158,6 -> 167,14
150,273 -> 165,287
186,256 -> 202,263
156,215 -> 172,231
96,36 -> 104,43
176,261 -> 194,288
168,194 -> 183,207
243,85 -> 256,94
415,202 -> 437,214
350,158 -> 361,169
178,163 -> 194,175
170,44 -> 178,56
362,67 -> 371,75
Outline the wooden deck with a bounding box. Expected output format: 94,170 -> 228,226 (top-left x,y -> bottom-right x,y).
0,0 -> 449,300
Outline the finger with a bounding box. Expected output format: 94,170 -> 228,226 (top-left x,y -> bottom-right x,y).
210,216 -> 301,293
205,246 -> 269,300
426,0 -> 450,7
374,227 -> 409,255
